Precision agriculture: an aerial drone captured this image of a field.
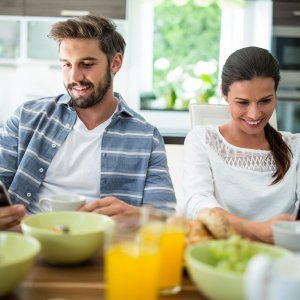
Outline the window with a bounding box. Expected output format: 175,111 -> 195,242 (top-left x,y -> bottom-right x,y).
116,0 -> 273,132
141,0 -> 221,111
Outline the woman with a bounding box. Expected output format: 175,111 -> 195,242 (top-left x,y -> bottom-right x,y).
183,46 -> 297,243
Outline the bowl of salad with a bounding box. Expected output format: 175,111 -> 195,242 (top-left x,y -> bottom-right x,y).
185,235 -> 291,300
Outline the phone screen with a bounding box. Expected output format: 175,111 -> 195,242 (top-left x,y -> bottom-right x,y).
0,182 -> 12,207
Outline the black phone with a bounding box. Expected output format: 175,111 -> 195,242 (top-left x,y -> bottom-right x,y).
0,181 -> 12,207
296,205 -> 300,221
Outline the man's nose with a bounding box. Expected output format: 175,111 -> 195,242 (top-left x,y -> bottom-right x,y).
69,67 -> 84,83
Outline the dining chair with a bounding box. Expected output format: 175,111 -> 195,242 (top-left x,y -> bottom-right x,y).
189,103 -> 277,129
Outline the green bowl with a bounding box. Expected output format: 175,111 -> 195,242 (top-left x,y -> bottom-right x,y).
0,232 -> 40,297
185,240 -> 291,300
21,211 -> 114,265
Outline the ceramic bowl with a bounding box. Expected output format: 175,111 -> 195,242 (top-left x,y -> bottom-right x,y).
272,221 -> 300,251
0,232 -> 40,297
21,211 -> 114,265
185,240 -> 290,300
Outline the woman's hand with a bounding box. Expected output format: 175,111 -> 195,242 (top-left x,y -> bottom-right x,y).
249,214 -> 295,244
0,205 -> 26,230
79,197 -> 141,220
205,208 -> 294,244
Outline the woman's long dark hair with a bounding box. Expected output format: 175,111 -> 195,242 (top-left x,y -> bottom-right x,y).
221,46 -> 291,184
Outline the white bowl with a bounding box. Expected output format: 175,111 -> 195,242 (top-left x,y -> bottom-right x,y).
272,221 -> 300,252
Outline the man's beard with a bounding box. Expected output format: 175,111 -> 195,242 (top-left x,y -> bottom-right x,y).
66,66 -> 111,109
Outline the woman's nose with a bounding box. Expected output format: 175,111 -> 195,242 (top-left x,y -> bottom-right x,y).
247,105 -> 261,120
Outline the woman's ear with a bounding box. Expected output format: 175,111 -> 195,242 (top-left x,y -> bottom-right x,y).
220,86 -> 228,103
110,53 -> 123,75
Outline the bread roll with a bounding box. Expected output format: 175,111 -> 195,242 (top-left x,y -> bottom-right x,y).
197,208 -> 236,239
185,219 -> 214,245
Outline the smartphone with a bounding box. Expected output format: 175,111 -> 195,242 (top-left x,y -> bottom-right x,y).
296,205 -> 300,220
0,180 -> 12,207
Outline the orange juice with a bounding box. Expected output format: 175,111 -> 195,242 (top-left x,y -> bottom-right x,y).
158,227 -> 185,292
105,242 -> 160,300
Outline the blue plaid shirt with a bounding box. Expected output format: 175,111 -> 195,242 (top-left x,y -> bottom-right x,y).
0,93 -> 176,214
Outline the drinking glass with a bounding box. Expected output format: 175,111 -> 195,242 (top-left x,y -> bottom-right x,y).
157,205 -> 186,295
105,209 -> 164,300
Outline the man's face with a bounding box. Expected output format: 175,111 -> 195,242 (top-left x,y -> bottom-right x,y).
59,38 -> 112,109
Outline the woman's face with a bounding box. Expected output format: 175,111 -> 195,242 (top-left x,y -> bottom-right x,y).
224,77 -> 276,136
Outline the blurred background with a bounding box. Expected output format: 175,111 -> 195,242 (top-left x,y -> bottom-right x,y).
0,0 -> 299,134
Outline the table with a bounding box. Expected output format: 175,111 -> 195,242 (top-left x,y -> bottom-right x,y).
3,253 -> 208,300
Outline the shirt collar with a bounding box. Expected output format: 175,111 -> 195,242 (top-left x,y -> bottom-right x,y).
56,93 -> 134,118
56,94 -> 72,105
114,92 -> 134,118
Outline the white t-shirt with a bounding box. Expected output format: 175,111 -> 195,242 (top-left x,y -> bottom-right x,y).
37,116 -> 112,202
183,125 -> 300,221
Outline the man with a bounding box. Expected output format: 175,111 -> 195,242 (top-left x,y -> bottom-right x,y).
0,15 -> 176,230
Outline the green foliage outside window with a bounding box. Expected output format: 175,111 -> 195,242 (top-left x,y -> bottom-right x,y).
141,0 -> 222,111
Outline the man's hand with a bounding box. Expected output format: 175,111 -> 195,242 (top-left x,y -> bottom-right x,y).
0,205 -> 26,230
79,197 -> 141,220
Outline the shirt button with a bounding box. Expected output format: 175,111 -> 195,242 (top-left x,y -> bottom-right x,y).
51,144 -> 57,148
39,168 -> 44,173
26,192 -> 31,197
66,123 -> 70,128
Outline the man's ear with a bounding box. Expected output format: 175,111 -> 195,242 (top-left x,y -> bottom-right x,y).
111,53 -> 123,75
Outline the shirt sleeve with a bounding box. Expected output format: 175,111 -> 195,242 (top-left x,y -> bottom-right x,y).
183,126 -> 221,219
295,135 -> 300,215
0,107 -> 20,189
142,127 -> 176,209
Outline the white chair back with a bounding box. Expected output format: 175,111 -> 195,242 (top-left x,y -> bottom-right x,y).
189,103 -> 277,129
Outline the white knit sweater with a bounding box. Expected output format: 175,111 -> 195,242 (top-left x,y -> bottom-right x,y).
183,125 -> 300,220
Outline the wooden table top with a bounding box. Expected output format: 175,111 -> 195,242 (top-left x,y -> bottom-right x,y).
3,252 -> 208,300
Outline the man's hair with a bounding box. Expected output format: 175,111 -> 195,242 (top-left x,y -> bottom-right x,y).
48,15 -> 126,63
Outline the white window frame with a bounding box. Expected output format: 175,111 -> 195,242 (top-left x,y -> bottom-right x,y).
124,0 -> 273,133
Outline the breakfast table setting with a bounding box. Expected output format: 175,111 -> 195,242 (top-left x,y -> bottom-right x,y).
2,204 -> 300,300
3,252 -> 204,300
0,206 -> 205,300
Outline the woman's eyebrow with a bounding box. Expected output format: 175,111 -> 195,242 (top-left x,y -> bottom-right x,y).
234,94 -> 274,101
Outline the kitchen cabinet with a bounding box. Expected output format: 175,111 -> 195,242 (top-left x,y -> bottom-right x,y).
0,0 -> 126,19
27,20 -> 58,60
0,0 -> 24,16
0,15 -> 127,62
273,1 -> 300,26
0,17 -> 60,61
24,0 -> 126,19
0,19 -> 20,59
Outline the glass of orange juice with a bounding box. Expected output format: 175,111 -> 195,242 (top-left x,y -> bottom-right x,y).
158,207 -> 186,295
105,211 -> 164,300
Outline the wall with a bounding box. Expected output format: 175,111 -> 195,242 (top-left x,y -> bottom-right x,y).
165,144 -> 185,212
